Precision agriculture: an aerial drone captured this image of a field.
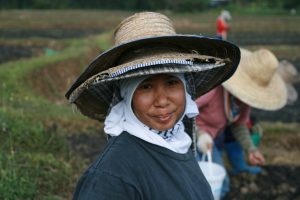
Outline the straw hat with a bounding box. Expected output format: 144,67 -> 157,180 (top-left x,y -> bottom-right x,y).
65,12 -> 240,120
222,48 -> 287,110
278,60 -> 298,105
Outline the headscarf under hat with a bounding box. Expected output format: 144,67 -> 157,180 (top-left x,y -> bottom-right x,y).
104,73 -> 199,153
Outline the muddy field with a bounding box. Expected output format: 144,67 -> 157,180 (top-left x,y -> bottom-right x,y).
225,165 -> 300,200
2,26 -> 300,199
67,126 -> 300,200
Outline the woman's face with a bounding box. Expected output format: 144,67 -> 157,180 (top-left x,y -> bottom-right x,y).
132,74 -> 185,131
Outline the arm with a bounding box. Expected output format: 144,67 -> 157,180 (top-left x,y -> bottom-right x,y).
195,87 -> 223,138
230,124 -> 265,166
230,123 -> 256,153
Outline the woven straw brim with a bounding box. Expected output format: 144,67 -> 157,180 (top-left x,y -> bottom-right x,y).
65,35 -> 240,99
71,63 -> 230,120
69,53 -> 227,102
65,35 -> 240,120
222,69 -> 287,110
69,60 -> 226,101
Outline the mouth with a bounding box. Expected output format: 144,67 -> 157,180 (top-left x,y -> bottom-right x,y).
153,113 -> 173,122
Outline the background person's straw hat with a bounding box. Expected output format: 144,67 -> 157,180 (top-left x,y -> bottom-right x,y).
222,48 -> 287,110
65,12 -> 240,120
278,60 -> 298,105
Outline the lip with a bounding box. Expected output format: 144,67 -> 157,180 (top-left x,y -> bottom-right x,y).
153,113 -> 173,122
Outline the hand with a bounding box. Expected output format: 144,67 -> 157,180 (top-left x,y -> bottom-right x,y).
196,132 -> 213,154
248,150 -> 265,166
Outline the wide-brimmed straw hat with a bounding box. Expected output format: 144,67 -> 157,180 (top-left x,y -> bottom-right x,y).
278,60 -> 298,104
65,12 -> 240,120
222,48 -> 287,110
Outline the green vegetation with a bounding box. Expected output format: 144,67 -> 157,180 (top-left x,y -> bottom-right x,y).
262,122 -> 300,135
0,32 -> 110,199
1,0 -> 300,13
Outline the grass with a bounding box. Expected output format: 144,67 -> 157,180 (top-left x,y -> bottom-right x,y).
0,32 -> 110,199
0,10 -> 132,30
0,115 -> 72,199
1,10 -> 300,34
262,122 -> 300,135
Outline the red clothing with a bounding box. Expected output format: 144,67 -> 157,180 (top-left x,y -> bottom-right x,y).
195,86 -> 250,139
216,17 -> 229,37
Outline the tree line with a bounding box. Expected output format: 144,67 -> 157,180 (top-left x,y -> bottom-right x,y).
0,0 -> 299,11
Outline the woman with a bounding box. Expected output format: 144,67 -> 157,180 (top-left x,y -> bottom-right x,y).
65,12 -> 240,200
195,48 -> 288,197
216,10 -> 231,40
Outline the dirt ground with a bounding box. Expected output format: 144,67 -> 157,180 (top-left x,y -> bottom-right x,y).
225,165 -> 300,200
224,130 -> 300,200
0,44 -> 37,64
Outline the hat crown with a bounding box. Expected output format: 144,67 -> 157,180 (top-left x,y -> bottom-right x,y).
114,12 -> 176,46
244,49 -> 278,86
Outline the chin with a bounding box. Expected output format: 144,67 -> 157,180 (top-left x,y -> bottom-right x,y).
155,124 -> 174,131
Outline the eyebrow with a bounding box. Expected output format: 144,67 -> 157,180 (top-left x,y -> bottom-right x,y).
142,75 -> 178,82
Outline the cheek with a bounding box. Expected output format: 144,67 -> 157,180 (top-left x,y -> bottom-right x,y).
132,92 -> 152,114
171,87 -> 186,108
178,93 -> 186,112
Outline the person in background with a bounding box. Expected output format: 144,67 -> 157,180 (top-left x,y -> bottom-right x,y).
65,11 -> 240,200
224,58 -> 299,176
225,57 -> 298,174
195,48 -> 288,198
216,10 -> 231,40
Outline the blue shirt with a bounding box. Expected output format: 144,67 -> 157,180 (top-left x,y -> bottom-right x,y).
73,132 -> 213,200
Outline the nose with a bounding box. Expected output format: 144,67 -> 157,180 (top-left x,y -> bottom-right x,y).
154,86 -> 169,107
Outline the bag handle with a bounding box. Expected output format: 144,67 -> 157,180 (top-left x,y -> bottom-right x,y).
201,150 -> 213,177
201,150 -> 212,163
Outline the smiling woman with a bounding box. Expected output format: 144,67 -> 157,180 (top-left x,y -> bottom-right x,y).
65,11 -> 240,200
103,73 -> 196,153
132,74 -> 185,131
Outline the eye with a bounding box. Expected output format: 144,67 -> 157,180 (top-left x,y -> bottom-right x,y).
167,78 -> 181,86
137,82 -> 152,90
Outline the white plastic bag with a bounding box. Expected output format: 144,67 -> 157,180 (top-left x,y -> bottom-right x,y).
198,151 -> 226,200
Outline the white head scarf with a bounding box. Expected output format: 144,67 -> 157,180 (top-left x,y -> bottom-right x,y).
220,10 -> 231,21
104,73 -> 199,153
